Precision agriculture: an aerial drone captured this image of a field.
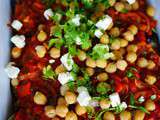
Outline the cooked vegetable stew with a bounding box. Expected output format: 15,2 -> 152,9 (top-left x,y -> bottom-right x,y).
6,0 -> 160,120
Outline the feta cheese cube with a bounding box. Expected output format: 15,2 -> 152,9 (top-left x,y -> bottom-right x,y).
77,91 -> 91,106
126,0 -> 136,4
44,8 -> 54,20
94,29 -> 103,38
11,35 -> 25,48
60,53 -> 74,71
72,14 -> 81,26
49,59 -> 55,64
77,86 -> 88,93
95,15 -> 113,31
11,20 -> 23,31
109,92 -> 121,107
58,72 -> 74,85
5,63 -> 20,79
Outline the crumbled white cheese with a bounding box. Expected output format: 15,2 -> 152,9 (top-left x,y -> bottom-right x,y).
60,53 -> 74,71
72,14 -> 81,26
109,92 -> 121,107
5,63 -> 20,79
49,59 -> 55,64
94,29 -> 103,38
95,15 -> 113,31
126,0 -> 136,4
138,96 -> 145,103
77,91 -> 91,106
89,99 -> 99,107
60,84 -> 69,96
11,20 -> 23,31
11,35 -> 25,48
77,86 -> 88,93
120,102 -> 127,109
150,94 -> 157,100
58,72 -> 74,85
44,8 -> 54,20
75,36 -> 82,45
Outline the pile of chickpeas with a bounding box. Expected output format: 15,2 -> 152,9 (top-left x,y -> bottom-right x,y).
11,0 -> 158,120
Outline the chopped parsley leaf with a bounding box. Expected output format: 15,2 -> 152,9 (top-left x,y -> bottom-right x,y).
43,65 -> 56,80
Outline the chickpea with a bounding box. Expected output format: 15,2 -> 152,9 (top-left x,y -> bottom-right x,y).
134,110 -> 145,120
137,58 -> 148,68
97,72 -> 108,82
145,75 -> 157,85
127,44 -> 138,52
96,59 -> 107,68
11,47 -> 22,58
65,111 -> 78,120
78,50 -> 86,61
128,25 -> 138,35
120,111 -> 131,120
103,112 -> 115,120
116,59 -> 128,71
132,1 -> 139,10
64,91 -> 77,104
124,3 -> 132,11
37,30 -> 47,42
112,51 -> 123,60
86,57 -> 96,68
49,47 -> 60,59
33,91 -> 47,105
111,39 -> 121,50
147,60 -> 155,70
100,34 -> 109,44
60,84 -> 69,96
55,64 -> 66,74
105,63 -> 117,73
57,97 -> 67,105
120,39 -> 128,48
45,106 -> 56,118
75,104 -> 87,116
123,31 -> 134,42
100,99 -> 111,109
119,48 -> 126,55
11,78 -> 19,87
108,0 -> 116,6
146,6 -> 155,17
38,24 -> 45,31
126,52 -> 137,63
97,3 -> 106,12
110,27 -> 120,37
86,67 -> 95,76
56,104 -> 69,118
115,2 -> 125,12
145,100 -> 155,111
35,45 -> 46,58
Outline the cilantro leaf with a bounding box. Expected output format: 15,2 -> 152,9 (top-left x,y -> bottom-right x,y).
43,65 -> 56,80
130,93 -> 135,106
48,38 -> 64,48
129,105 -> 150,114
91,44 -> 110,60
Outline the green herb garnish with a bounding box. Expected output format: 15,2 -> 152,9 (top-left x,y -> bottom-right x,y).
43,65 -> 56,80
